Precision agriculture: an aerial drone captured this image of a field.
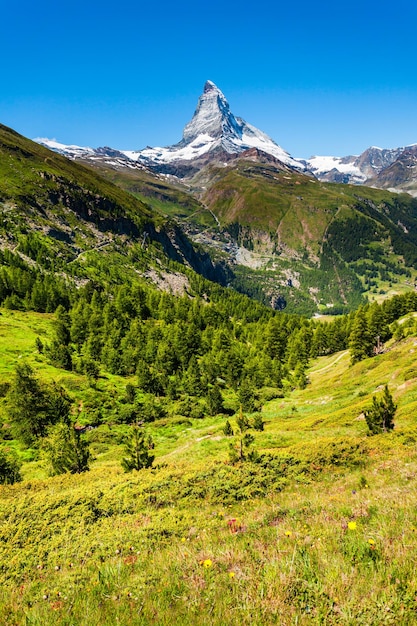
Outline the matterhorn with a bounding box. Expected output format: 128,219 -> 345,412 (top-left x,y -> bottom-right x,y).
37,81 -> 301,175
127,80 -> 299,172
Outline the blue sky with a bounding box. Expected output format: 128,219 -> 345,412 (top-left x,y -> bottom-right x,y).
2,0 -> 417,157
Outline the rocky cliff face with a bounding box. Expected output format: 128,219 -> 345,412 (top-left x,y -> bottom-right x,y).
367,145 -> 417,195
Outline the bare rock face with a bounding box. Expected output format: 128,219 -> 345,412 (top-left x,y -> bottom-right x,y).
367,145 -> 417,194
182,80 -> 241,143
123,80 -> 302,174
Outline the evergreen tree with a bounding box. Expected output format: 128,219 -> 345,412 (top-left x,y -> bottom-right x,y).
70,300 -> 90,347
311,324 -> 329,357
229,407 -> 256,463
0,450 -> 22,484
83,358 -> 100,386
8,363 -> 51,445
286,327 -> 310,370
54,305 -> 71,346
223,419 -> 234,436
46,383 -> 72,424
252,413 -> 264,431
293,362 -> 308,389
122,423 -> 154,472
35,336 -> 44,354
367,303 -> 390,345
43,423 -> 90,474
364,385 -> 396,434
349,307 -> 374,363
124,383 -> 137,404
46,341 -> 73,370
183,355 -> 204,395
238,378 -> 256,412
206,385 -> 224,416
264,317 -> 287,361
7,364 -> 71,446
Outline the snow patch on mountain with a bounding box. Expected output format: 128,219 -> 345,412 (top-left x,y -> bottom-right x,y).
35,81 -> 302,173
35,138 -> 96,158
305,145 -> 417,184
34,83 -> 417,188
123,133 -> 219,164
306,155 -> 366,183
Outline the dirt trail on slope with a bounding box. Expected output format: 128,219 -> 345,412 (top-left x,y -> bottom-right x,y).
311,350 -> 349,375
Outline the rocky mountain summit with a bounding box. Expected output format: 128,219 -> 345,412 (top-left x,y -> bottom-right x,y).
130,80 -> 301,172
36,81 -> 301,177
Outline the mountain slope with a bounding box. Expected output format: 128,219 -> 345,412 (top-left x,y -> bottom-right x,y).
1,304 -> 417,623
0,123 -> 228,291
192,155 -> 417,312
71,143 -> 417,314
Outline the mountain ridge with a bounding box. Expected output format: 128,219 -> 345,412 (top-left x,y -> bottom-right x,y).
36,81 -> 302,174
35,81 -> 417,194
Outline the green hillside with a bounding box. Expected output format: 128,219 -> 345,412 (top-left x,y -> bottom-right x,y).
78,158 -> 218,229
2,125 -> 417,624
1,305 -> 417,624
0,124 -> 231,315
85,152 -> 417,314
0,124 -> 157,229
196,158 -> 417,312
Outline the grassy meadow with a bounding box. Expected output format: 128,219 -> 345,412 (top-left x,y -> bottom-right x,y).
1,308 -> 417,624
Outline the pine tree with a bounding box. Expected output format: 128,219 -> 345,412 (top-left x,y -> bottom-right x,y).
122,423 -> 154,472
223,419 -> 234,436
364,385 -> 396,434
7,364 -> 72,446
252,413 -> 264,431
0,450 -> 22,484
293,362 -> 308,389
83,358 -> 100,386
43,423 -> 90,474
54,305 -> 71,345
349,307 -> 374,363
8,363 -> 50,445
229,407 -> 256,463
206,386 -> 224,416
238,378 -> 256,412
35,336 -> 44,354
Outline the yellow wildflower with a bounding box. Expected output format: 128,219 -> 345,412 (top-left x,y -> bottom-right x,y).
285,531 -> 293,537
368,538 -> 375,546
347,521 -> 357,531
203,559 -> 212,568
229,571 -> 235,578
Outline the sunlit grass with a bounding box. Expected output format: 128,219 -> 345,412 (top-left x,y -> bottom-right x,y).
1,309 -> 417,622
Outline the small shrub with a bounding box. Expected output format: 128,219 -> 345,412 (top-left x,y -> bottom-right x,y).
252,413 -> 264,431
223,420 -> 234,436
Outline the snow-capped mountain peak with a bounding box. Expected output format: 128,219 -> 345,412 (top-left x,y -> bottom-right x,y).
125,81 -> 301,170
181,80 -> 242,144
34,81 -> 302,174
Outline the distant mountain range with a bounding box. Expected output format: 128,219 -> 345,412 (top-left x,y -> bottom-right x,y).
3,81 -> 414,314
36,80 -> 417,194
303,145 -> 417,191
